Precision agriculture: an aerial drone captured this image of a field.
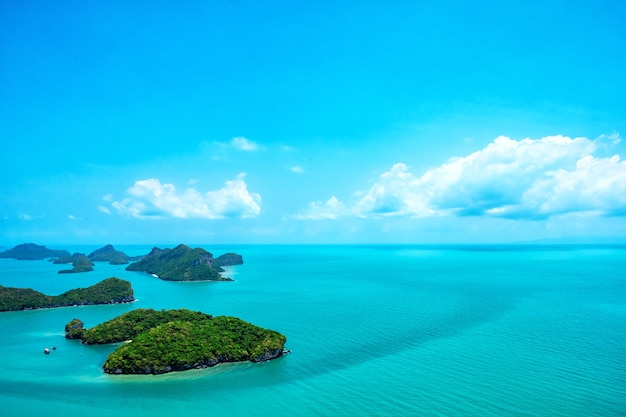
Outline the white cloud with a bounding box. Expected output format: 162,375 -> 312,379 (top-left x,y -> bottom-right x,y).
112,174 -> 261,219
293,196 -> 349,220
98,206 -> 112,215
199,137 -> 262,159
291,165 -> 304,174
519,154 -> 626,218
231,136 -> 260,151
354,163 -> 436,217
295,134 -> 626,220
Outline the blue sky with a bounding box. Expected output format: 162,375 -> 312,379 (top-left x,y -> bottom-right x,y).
1,0 -> 626,245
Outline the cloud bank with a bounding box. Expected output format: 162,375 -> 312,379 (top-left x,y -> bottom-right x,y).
111,174 -> 261,219
297,135 -> 626,220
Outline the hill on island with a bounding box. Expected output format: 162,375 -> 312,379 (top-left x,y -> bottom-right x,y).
53,253 -> 94,273
0,278 -> 134,312
125,244 -> 243,281
0,243 -> 70,260
65,308 -> 287,375
214,252 -> 244,266
87,245 -> 130,265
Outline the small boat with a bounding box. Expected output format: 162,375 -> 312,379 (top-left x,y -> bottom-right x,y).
44,348 -> 50,354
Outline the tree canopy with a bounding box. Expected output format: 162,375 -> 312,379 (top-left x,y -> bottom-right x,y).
0,278 -> 134,311
66,308 -> 287,375
125,244 -> 237,281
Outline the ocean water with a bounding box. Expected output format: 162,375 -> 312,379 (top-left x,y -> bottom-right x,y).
0,244 -> 625,416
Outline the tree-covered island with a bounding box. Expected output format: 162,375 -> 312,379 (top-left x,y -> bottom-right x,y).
125,244 -> 243,281
65,308 -> 287,375
0,277 -> 134,312
53,253 -> 94,273
87,244 -> 131,265
0,243 -> 70,260
54,245 -> 138,272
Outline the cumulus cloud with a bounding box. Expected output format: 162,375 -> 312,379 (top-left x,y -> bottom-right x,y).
295,134 -> 626,220
518,154 -> 626,218
291,165 -> 304,174
293,196 -> 350,220
111,174 -> 261,219
354,163 -> 435,217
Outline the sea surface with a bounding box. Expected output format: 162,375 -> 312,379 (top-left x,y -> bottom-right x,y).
0,244 -> 625,416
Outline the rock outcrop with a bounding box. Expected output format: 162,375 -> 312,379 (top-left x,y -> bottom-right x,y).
65,318 -> 85,339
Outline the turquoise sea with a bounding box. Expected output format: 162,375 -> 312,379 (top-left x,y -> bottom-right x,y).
0,244 -> 625,416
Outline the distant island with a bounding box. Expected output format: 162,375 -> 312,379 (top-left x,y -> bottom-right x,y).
53,253 -> 94,273
0,243 -> 136,273
0,277 -> 134,312
87,244 -> 130,265
0,243 -> 70,260
214,252 -> 244,266
65,308 -> 287,375
125,244 -> 243,281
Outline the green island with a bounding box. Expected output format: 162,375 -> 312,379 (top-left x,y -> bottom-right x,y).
87,244 -> 131,265
0,277 -> 134,312
125,244 -> 243,281
214,252 -> 244,266
53,253 -> 94,273
0,243 -> 70,260
65,308 -> 287,375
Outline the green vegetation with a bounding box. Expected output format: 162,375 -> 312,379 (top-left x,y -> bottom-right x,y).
0,278 -> 134,312
66,308 -> 287,375
88,244 -> 130,265
65,318 -> 85,339
0,243 -> 70,260
54,253 -> 94,273
126,244 -> 238,281
79,308 -> 212,344
214,252 -> 244,266
0,287 -> 53,311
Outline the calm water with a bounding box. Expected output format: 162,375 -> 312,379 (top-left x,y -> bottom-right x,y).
0,244 -> 625,416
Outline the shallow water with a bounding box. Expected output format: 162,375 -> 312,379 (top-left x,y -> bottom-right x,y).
1,244 -> 625,416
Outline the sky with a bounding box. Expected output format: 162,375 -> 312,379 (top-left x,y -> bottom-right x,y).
1,0 -> 626,245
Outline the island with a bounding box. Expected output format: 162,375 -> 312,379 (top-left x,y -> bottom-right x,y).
0,277 -> 134,312
87,244 -> 130,265
53,253 -> 94,273
214,252 -> 244,266
0,243 -> 70,260
125,244 -> 243,281
65,308 -> 287,375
